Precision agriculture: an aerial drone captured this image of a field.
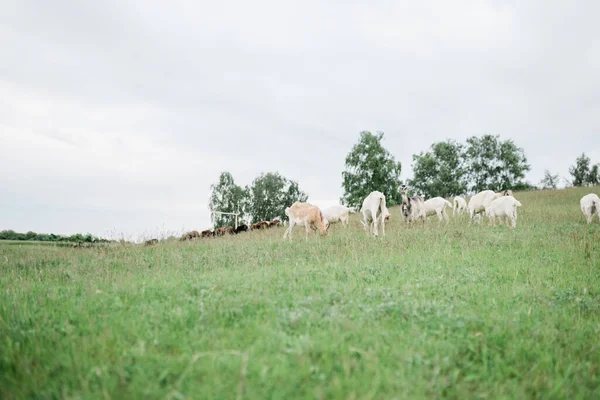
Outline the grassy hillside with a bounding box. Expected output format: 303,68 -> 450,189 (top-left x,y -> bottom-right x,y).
1,187 -> 599,399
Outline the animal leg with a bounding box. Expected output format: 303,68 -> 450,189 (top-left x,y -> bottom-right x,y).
362,212 -> 370,235
372,208 -> 379,237
585,208 -> 593,223
283,224 -> 290,240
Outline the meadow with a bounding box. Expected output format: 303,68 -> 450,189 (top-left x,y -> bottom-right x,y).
1,187 -> 599,399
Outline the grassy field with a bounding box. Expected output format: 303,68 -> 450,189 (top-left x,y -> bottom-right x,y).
1,187 -> 599,399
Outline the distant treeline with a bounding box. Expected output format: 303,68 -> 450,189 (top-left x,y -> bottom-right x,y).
0,230 -> 110,243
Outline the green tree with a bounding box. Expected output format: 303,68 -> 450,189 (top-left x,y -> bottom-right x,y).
465,134 -> 530,192
569,153 -> 591,187
408,140 -> 467,198
209,172 -> 248,228
341,131 -> 402,207
539,170 -> 560,189
590,164 -> 600,186
25,231 -> 37,241
246,172 -> 308,223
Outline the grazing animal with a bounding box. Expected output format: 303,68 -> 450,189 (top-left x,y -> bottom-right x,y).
400,188 -> 426,225
468,190 -> 513,222
360,191 -> 388,237
251,221 -> 270,230
234,224 -> 249,234
580,193 -> 600,223
423,197 -> 453,224
322,204 -> 354,228
201,229 -> 214,238
486,196 -> 522,228
144,238 -> 159,246
453,196 -> 468,216
269,220 -> 281,228
180,230 -> 201,241
283,202 -> 329,240
214,226 -> 234,236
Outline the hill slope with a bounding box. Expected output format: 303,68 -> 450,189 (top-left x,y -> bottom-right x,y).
1,187 -> 599,398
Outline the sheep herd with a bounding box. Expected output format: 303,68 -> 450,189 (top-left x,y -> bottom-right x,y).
280,187 -> 599,240
145,190 -> 598,246
352,187 -> 523,238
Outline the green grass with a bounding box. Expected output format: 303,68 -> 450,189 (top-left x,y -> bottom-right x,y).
1,187 -> 599,399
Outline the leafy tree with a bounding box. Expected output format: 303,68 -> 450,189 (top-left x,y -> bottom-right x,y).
569,153 -> 591,186
590,164 -> 600,186
408,140 -> 467,198
0,230 -> 17,240
539,170 -> 560,189
209,172 -> 248,228
341,131 -> 402,207
246,172 -> 308,223
25,231 -> 37,241
465,134 -> 530,192
0,229 -> 107,243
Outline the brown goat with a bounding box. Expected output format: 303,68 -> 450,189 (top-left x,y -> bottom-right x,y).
282,202 -> 328,240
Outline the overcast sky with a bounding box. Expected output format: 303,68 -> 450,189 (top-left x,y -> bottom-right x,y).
1,0 -> 599,240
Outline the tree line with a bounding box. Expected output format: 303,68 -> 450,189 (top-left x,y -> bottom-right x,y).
209,131 -> 599,228
209,172 -> 308,228
0,230 -> 109,243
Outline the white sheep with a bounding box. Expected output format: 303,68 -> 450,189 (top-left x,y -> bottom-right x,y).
580,193 -> 600,223
423,197 -> 453,224
468,190 -> 512,223
485,196 -> 522,228
322,204 -> 354,228
360,191 -> 387,237
453,196 -> 468,216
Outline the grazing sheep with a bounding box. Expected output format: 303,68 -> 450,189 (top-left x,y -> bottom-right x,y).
400,187 -> 426,225
468,190 -> 512,222
283,202 -> 329,240
201,229 -> 214,238
453,196 -> 468,216
180,230 -> 201,241
580,193 -> 600,223
360,191 -> 387,237
251,221 -> 269,230
234,224 -> 248,234
423,197 -> 453,224
486,196 -> 522,228
214,226 -> 234,236
322,204 -> 354,228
